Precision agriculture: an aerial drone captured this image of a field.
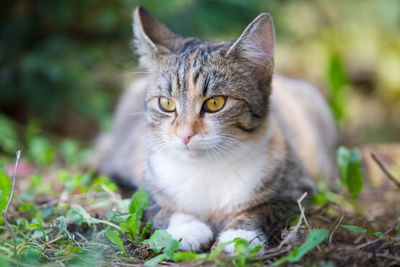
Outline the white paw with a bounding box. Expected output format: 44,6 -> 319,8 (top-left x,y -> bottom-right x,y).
218,229 -> 266,254
166,213 -> 213,252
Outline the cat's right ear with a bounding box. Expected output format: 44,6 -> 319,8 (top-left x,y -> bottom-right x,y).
133,6 -> 183,68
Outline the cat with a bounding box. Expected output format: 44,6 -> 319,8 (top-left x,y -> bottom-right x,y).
93,6 -> 336,253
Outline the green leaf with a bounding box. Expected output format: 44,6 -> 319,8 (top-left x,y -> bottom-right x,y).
117,199 -> 131,213
0,171 -> 11,194
337,146 -> 363,198
312,193 -> 327,206
55,216 -> 71,239
275,229 -> 329,264
106,210 -> 130,223
142,230 -> 179,258
371,231 -> 382,237
140,221 -> 152,239
144,253 -> 166,267
89,174 -> 117,193
172,251 -> 206,262
0,171 -> 11,224
36,211 -> 44,227
233,238 -> 250,254
340,224 -> 367,233
66,204 -> 97,225
328,51 -> 348,121
233,254 -> 246,267
129,189 -> 149,220
230,238 -> 263,266
249,243 -> 263,254
27,211 -> 48,241
120,214 -> 140,241
233,237 -> 263,256
23,247 -> 42,264
340,225 -> 382,237
105,229 -> 126,255
208,240 -> 235,265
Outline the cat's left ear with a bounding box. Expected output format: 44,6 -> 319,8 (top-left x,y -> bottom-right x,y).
226,13 -> 275,73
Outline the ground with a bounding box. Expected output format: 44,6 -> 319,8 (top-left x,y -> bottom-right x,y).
0,144 -> 399,266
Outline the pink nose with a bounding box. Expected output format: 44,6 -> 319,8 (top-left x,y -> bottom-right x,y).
177,129 -> 196,145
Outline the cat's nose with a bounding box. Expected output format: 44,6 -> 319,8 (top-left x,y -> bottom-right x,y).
177,129 -> 196,145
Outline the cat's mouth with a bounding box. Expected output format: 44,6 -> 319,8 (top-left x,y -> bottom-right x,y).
170,142 -> 210,159
165,136 -> 226,160
179,145 -> 202,157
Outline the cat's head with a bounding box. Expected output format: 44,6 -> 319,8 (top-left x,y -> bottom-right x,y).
133,7 -> 275,159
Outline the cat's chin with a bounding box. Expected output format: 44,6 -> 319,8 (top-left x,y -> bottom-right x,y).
168,145 -> 212,161
174,146 -> 205,160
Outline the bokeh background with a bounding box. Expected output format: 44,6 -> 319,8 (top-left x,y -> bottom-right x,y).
1,0 -> 400,166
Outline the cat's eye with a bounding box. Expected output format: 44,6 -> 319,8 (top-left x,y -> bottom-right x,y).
204,96 -> 226,113
159,97 -> 176,112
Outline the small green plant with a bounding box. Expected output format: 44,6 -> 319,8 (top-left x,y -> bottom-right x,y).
327,51 -> 349,123
337,146 -> 363,199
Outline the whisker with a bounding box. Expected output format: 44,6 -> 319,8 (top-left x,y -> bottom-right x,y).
117,71 -> 151,78
122,112 -> 146,117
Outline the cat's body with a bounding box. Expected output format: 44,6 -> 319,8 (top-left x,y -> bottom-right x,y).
94,7 -> 336,252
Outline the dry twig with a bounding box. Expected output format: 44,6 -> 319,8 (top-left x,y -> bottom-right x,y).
249,245 -> 292,262
328,212 -> 344,247
371,152 -> 400,189
276,192 -> 308,250
297,192 -> 311,232
375,253 -> 400,263
1,150 -> 21,253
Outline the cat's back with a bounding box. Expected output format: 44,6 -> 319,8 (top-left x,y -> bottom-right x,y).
270,75 -> 336,179
92,76 -> 148,189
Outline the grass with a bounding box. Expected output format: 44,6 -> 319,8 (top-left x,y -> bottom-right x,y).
0,145 -> 399,266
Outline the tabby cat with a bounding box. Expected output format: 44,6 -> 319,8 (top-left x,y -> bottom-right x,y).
94,6 -> 336,252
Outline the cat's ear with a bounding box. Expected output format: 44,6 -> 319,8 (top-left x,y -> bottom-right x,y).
226,13 -> 275,73
133,6 -> 183,68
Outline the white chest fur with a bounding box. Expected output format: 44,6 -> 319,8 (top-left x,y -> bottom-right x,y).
149,138 -> 271,216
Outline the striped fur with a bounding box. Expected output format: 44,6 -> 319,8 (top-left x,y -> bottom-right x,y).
93,6 -> 336,252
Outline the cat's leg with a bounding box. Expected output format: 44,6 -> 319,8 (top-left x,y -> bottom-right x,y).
146,200 -> 213,251
166,213 -> 213,252
217,199 -> 297,254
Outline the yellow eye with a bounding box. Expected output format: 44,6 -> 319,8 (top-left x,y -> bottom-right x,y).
204,96 -> 226,112
159,97 -> 176,112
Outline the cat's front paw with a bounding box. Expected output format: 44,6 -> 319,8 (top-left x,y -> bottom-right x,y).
217,229 -> 266,254
166,213 -> 213,252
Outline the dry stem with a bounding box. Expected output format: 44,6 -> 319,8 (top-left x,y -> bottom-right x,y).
276,192 -> 308,250
371,152 -> 400,189
328,212 -> 344,247
1,150 -> 21,253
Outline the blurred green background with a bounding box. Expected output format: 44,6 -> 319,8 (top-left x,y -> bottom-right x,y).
0,0 -> 400,166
